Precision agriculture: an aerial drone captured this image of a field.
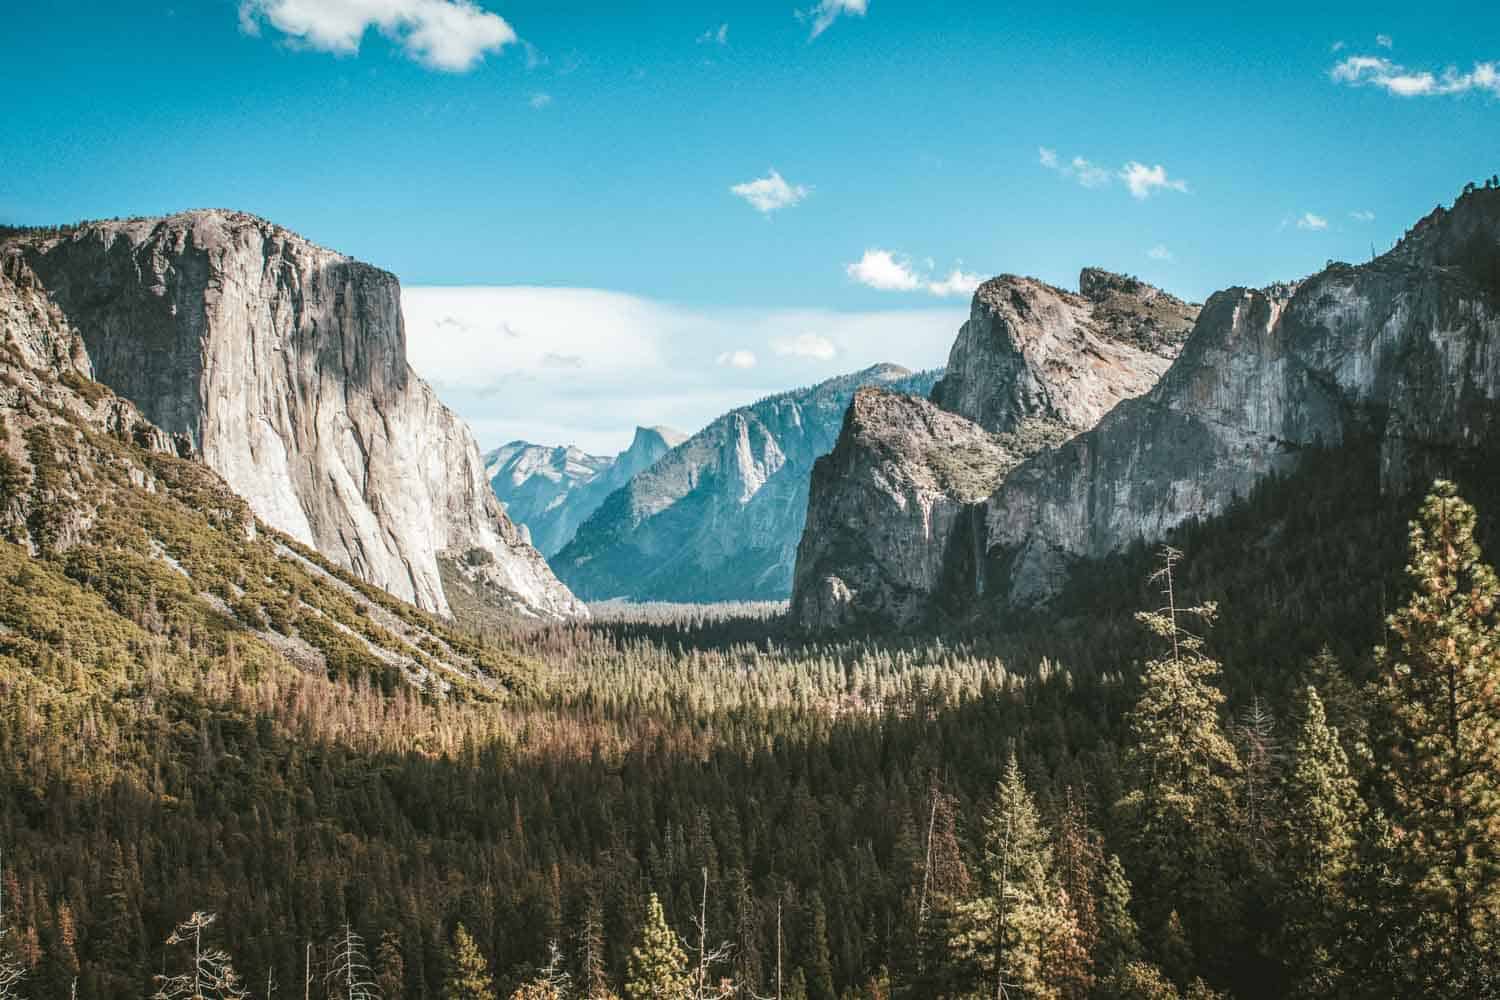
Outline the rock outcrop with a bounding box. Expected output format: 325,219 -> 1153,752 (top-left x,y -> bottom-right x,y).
792,270 -> 1197,630
790,389 -> 1023,630
12,211 -> 584,621
486,424 -> 685,557
985,185 -> 1500,606
555,365 -> 941,602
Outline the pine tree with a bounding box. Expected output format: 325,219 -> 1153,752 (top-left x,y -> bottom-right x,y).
1375,481 -> 1500,976
1279,686 -> 1362,996
376,931 -> 405,1000
625,894 -> 690,1000
958,751 -> 1069,1000
444,924 -> 497,1000
1115,547 -> 1242,971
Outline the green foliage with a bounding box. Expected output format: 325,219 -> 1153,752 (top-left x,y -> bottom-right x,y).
445,924 -> 497,1000
1375,480 -> 1500,981
625,895 -> 690,1000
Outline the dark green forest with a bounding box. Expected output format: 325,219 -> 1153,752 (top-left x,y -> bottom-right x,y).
1,420 -> 1499,999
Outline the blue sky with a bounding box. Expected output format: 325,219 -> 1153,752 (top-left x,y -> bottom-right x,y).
4,1 -> 1498,451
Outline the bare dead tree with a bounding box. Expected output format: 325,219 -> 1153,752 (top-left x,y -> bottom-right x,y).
0,848 -> 23,1000
325,924 -> 380,1000
152,911 -> 250,1000
691,867 -> 736,998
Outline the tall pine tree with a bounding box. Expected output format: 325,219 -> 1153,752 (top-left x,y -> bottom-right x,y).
1376,481 -> 1500,979
625,894 -> 690,1000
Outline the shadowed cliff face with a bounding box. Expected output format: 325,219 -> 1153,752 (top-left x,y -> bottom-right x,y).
792,270 -> 1196,630
16,211 -> 585,621
986,186 -> 1500,608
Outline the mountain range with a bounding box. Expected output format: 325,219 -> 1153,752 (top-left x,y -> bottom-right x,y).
485,425 -> 686,557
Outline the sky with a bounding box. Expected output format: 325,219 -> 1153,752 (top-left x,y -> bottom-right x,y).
4,1 -> 1498,453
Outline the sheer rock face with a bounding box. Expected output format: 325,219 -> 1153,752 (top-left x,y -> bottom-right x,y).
486,425 -> 685,557
790,389 -> 1022,630
986,185 -> 1500,607
791,270 -> 1195,630
554,365 -> 941,602
16,211 -> 585,620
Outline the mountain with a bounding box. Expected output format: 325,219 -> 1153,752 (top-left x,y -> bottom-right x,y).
554,364 -> 943,602
0,243 -> 551,691
986,184 -> 1500,607
485,425 -> 686,557
9,211 -> 584,621
794,183 -> 1500,630
792,269 -> 1199,630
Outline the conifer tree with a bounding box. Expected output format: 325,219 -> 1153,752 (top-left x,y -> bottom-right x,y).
1279,686 -> 1362,995
625,894 -> 690,1000
1116,547 -> 1241,970
444,924 -> 497,1000
1375,481 -> 1500,975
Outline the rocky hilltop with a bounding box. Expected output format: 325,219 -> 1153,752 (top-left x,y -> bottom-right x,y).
792,270 -> 1197,629
986,184 -> 1500,606
10,211 -> 584,621
555,365 -> 941,602
486,424 -> 686,557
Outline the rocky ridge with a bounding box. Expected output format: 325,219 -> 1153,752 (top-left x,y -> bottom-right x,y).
792,269 -> 1198,629
10,211 -> 584,621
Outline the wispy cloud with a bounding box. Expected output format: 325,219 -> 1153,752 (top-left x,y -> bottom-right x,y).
846,249 -> 982,298
771,333 -> 838,361
1296,212 -> 1329,231
1376,34 -> 1393,49
1120,162 -> 1189,200
1350,209 -> 1376,222
1147,245 -> 1174,261
716,349 -> 758,369
797,0 -> 868,40
528,92 -> 552,109
1331,54 -> 1500,98
404,286 -> 964,453
1040,148 -> 1188,199
238,0 -> 516,72
698,23 -> 728,45
730,169 -> 810,214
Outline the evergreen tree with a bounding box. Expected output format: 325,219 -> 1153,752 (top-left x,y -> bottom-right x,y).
625,894 -> 690,1000
376,931 -> 406,1000
1375,481 -> 1500,977
1279,686 -> 1362,996
444,924 -> 497,1000
1116,547 -> 1242,973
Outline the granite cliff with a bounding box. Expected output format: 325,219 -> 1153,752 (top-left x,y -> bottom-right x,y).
486,424 -> 686,557
792,269 -> 1198,629
10,211 -> 584,621
555,365 -> 941,602
794,182 -> 1500,631
986,184 -> 1500,607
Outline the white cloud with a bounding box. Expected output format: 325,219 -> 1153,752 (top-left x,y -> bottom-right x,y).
521,39 -> 546,69
1331,40 -> 1346,53
730,169 -> 811,214
1119,162 -> 1189,200
846,250 -> 982,297
1331,54 -> 1500,98
1297,212 -> 1329,231
771,333 -> 838,361
1350,209 -> 1376,222
528,92 -> 552,109
1376,34 -> 1393,49
798,0 -> 868,39
717,349 -> 758,369
698,23 -> 728,45
1040,149 -> 1186,198
239,0 -> 516,71
403,287 -> 964,453
1147,245 -> 1174,261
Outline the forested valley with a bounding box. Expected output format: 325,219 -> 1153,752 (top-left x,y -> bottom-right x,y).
1,405 -> 1498,1000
